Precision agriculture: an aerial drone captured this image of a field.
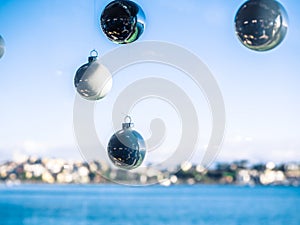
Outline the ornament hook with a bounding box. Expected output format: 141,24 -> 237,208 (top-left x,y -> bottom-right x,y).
122,115 -> 133,129
90,49 -> 98,57
124,115 -> 132,124
88,49 -> 98,63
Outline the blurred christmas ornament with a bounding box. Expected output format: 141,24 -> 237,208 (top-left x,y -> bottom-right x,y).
0,35 -> 5,59
235,0 -> 288,51
74,50 -> 112,100
100,0 -> 146,44
107,116 -> 146,170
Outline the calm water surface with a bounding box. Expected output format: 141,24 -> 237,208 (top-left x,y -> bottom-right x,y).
0,185 -> 299,225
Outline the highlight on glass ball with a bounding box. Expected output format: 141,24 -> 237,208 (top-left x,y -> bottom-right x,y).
74,50 -> 112,101
0,35 -> 5,59
100,0 -> 146,44
107,116 -> 146,170
235,0 -> 288,51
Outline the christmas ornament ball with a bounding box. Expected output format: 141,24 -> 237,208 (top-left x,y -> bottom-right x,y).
107,116 -> 146,170
100,0 -> 146,44
0,35 -> 5,59
74,51 -> 112,101
235,0 -> 288,51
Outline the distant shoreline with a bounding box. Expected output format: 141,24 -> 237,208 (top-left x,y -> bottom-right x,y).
1,156 -> 299,187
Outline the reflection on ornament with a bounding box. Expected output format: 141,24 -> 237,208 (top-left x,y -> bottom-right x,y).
107,116 -> 146,170
100,0 -> 146,44
0,35 -> 5,59
74,50 -> 112,101
235,0 -> 288,51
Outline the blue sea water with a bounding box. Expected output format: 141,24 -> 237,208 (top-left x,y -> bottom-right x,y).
0,185 -> 299,225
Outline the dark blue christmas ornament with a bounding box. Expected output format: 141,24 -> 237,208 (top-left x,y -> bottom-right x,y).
235,0 -> 288,51
100,0 -> 146,44
107,116 -> 146,170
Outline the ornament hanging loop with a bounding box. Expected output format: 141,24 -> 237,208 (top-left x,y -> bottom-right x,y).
124,115 -> 132,124
90,49 -> 98,57
123,115 -> 133,129
88,49 -> 98,62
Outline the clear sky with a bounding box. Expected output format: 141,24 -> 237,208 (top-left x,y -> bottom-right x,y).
0,0 -> 300,164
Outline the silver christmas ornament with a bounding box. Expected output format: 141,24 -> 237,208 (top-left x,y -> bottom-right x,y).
0,35 -> 5,59
235,0 -> 288,51
74,50 -> 112,101
100,0 -> 146,44
107,116 -> 146,170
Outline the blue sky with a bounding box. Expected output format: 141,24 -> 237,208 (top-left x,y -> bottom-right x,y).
0,0 -> 300,164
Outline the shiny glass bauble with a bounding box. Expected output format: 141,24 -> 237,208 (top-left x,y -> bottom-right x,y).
235,0 -> 288,51
107,116 -> 146,170
100,0 -> 146,44
0,35 -> 5,59
74,51 -> 112,101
